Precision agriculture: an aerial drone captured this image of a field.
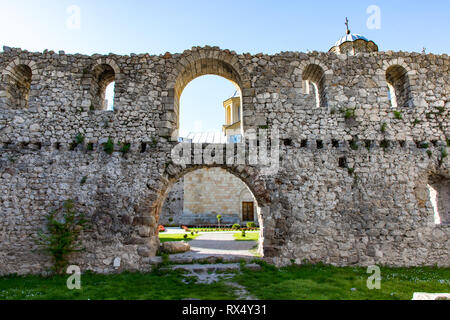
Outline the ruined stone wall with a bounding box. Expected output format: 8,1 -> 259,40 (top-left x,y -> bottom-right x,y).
0,46 -> 448,275
159,179 -> 184,225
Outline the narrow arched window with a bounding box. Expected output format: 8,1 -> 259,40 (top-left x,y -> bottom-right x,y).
386,65 -> 411,108
6,64 -> 32,108
91,64 -> 115,110
427,175 -> 449,225
302,64 -> 326,108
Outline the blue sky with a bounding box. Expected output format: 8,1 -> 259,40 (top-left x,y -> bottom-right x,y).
1,0 -> 448,134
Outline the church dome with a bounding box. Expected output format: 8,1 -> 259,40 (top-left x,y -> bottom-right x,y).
334,33 -> 371,47
329,19 -> 379,55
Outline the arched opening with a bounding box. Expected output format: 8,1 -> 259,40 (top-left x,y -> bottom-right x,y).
105,81 -> 115,111
302,64 -> 326,108
91,64 -> 115,111
170,57 -> 245,142
427,175 -> 450,225
386,65 -> 411,108
158,167 -> 265,258
178,75 -> 240,143
6,64 -> 32,108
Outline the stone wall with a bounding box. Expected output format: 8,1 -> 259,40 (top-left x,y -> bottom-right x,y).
159,178 -> 184,225
0,45 -> 449,275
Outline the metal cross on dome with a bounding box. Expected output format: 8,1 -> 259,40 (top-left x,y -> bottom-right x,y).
345,17 -> 350,34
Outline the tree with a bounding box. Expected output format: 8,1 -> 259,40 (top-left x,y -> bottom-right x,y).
216,214 -> 222,229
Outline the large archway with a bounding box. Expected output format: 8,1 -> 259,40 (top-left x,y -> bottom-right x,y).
163,49 -> 254,140
138,164 -> 272,259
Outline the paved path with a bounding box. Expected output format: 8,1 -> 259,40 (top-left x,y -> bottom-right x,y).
169,231 -> 259,261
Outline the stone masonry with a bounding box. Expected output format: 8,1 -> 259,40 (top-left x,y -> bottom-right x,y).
0,45 -> 449,275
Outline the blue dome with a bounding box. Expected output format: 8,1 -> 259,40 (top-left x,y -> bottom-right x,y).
334,33 -> 370,47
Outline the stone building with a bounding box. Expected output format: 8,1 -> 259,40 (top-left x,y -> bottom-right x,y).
0,25 -> 449,274
160,167 -> 257,226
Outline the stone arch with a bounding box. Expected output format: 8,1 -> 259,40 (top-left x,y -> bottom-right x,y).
427,174 -> 450,225
164,48 -> 253,139
297,59 -> 332,109
135,163 -> 272,258
382,59 -> 415,108
1,59 -> 38,108
85,59 -> 121,111
414,168 -> 450,225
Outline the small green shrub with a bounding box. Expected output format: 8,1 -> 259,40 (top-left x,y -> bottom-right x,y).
393,111 -> 403,120
380,123 -> 387,133
348,168 -> 355,175
232,224 -> 241,230
412,119 -> 421,127
241,230 -> 246,238
103,138 -> 114,155
427,150 -> 433,158
247,222 -> 256,228
80,176 -> 87,185
120,142 -> 131,155
419,142 -> 429,149
350,140 -> 359,150
151,136 -> 158,147
37,200 -> 88,274
183,234 -> 188,239
344,108 -> 356,120
86,143 -> 94,151
75,133 -> 85,145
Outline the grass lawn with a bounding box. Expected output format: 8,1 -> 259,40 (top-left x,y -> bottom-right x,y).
189,228 -> 260,232
158,233 -> 199,243
0,270 -> 236,300
236,263 -> 450,300
0,263 -> 448,300
233,232 -> 259,241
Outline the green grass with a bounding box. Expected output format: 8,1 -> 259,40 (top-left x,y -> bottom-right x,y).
0,270 -> 236,300
190,228 -> 259,232
235,262 -> 450,300
158,233 -> 199,243
0,264 -> 448,300
233,232 -> 259,241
